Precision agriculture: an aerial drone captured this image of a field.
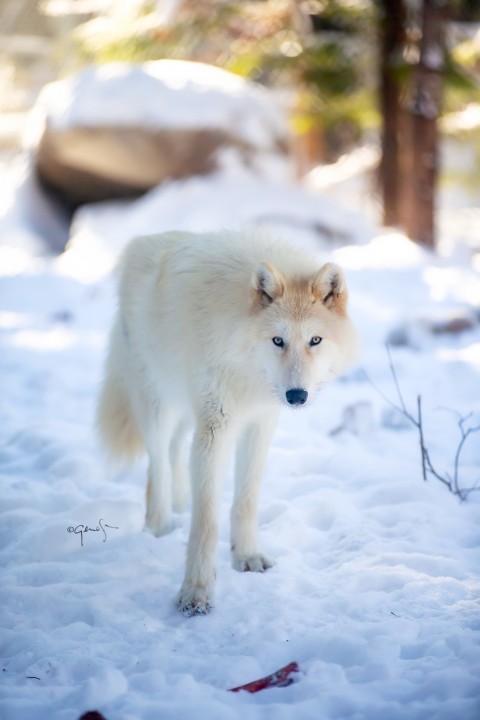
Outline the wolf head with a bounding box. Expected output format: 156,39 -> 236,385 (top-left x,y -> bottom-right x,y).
251,260 -> 357,407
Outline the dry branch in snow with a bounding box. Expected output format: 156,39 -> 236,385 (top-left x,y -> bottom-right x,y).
366,346 -> 480,501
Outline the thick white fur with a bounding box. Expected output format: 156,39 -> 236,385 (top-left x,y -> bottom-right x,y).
97,230 -> 357,616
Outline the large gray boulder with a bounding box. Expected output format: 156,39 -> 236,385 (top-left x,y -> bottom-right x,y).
29,60 -> 290,209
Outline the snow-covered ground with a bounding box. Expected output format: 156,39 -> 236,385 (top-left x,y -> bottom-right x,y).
1,151 -> 480,719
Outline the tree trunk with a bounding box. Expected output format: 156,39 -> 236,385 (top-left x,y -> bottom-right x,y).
377,0 -> 407,227
405,0 -> 446,248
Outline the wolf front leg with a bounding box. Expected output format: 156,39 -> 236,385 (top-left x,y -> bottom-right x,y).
230,410 -> 279,572
177,408 -> 232,616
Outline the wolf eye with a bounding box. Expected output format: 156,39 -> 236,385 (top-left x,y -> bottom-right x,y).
272,336 -> 285,348
310,336 -> 322,346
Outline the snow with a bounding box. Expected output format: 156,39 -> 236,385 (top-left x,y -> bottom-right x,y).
25,60 -> 287,152
61,161 -> 371,283
1,129 -> 480,720
6,63 -> 296,255
0,155 -> 71,256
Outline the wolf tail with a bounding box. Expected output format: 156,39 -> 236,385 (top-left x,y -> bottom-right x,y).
96,320 -> 144,462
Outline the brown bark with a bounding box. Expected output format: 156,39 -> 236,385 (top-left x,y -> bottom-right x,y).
377,0 -> 407,227
405,0 -> 446,248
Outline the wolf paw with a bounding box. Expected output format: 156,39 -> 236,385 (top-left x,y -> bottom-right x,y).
176,584 -> 214,617
232,553 -> 274,573
144,513 -> 176,537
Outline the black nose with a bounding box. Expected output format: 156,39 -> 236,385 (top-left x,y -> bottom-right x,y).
285,388 -> 308,406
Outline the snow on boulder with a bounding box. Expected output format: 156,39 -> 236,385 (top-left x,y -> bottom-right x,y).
28,60 -> 291,209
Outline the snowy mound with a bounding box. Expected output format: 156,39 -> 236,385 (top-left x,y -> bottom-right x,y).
2,218 -> 480,719
63,168 -> 372,282
2,93 -> 480,719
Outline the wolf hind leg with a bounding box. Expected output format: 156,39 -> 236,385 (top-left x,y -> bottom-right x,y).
230,410 -> 279,572
170,418 -> 191,513
144,405 -> 178,536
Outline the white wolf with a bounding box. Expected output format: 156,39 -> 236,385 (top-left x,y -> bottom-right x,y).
97,230 -> 357,616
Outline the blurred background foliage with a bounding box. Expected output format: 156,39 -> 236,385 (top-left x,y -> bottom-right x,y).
71,0 -> 378,161
66,0 -> 480,162
2,0 -> 480,163
75,0 -> 378,160
2,0 -> 480,246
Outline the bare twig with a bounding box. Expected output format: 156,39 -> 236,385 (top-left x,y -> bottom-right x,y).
453,418 -> 480,497
363,347 -> 480,501
416,395 -> 427,481
387,345 -> 413,421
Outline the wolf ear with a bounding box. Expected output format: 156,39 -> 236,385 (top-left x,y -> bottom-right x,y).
312,262 -> 347,312
252,262 -> 285,308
